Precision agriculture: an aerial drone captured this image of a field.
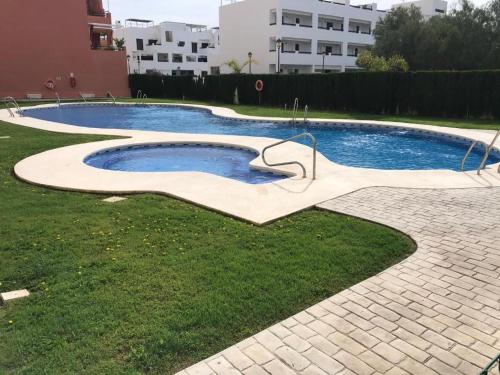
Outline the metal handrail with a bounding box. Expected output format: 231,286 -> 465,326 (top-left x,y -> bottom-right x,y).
304,105 -> 309,122
262,132 -> 317,180
136,90 -> 142,101
106,91 -> 116,105
292,98 -> 299,123
479,353 -> 499,375
142,93 -> 148,105
55,92 -> 61,107
461,141 -> 478,171
477,130 -> 500,175
79,93 -> 87,102
3,97 -> 23,117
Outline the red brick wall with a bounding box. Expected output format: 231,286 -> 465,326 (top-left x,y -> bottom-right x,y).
0,0 -> 129,99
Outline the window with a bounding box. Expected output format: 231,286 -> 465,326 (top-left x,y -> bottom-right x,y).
165,31 -> 173,42
295,43 -> 300,51
136,38 -> 144,50
173,54 -> 183,63
192,42 -> 198,53
354,48 -> 359,57
186,55 -> 196,62
325,46 -> 332,54
178,41 -> 185,47
296,17 -> 300,24
435,8 -> 445,13
158,53 -> 169,62
210,66 -> 220,75
141,54 -> 154,61
198,56 -> 208,63
147,39 -> 158,46
201,42 -> 209,49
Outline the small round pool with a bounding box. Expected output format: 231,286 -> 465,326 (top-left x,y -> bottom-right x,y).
84,144 -> 286,185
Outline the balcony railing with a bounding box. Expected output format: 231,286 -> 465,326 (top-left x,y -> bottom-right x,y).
282,22 -> 313,27
91,45 -> 117,51
318,25 -> 344,31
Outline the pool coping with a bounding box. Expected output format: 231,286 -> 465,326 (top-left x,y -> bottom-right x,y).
3,102 -> 500,224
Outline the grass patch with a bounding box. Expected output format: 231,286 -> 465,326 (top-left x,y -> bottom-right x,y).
0,121 -> 414,374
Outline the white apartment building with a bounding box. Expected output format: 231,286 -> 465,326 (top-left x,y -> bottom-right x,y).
114,19 -> 219,76
215,0 -> 447,74
216,0 -> 385,74
392,0 -> 447,18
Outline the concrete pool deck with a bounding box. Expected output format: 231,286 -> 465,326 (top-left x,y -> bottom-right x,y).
3,102 -> 500,224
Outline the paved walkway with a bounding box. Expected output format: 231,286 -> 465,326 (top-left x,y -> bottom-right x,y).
179,187 -> 500,375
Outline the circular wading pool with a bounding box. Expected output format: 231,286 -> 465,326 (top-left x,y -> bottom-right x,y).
84,144 -> 287,185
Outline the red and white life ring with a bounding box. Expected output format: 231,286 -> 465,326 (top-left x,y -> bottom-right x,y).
255,80 -> 264,92
45,79 -> 56,90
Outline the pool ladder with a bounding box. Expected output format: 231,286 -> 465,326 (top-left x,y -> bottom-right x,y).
291,98 -> 309,123
262,132 -> 317,180
461,130 -> 500,175
106,91 -> 116,105
55,92 -> 61,107
2,97 -> 23,117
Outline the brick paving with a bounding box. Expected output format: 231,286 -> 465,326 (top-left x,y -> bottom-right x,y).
178,187 -> 500,375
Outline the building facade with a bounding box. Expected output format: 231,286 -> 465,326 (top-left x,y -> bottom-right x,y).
0,0 -> 129,99
114,20 -> 220,76
215,0 -> 447,75
216,0 -> 385,74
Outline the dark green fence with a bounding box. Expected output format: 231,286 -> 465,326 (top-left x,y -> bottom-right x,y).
129,71 -> 500,119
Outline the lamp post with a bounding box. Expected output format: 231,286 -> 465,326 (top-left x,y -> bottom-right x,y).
126,55 -> 130,74
248,52 -> 253,74
276,38 -> 282,74
136,55 -> 141,74
321,51 -> 326,73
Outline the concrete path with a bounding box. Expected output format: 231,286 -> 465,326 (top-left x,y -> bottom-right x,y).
179,187 -> 500,375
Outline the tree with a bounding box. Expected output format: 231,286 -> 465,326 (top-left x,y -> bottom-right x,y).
373,0 -> 500,70
223,58 -> 258,74
113,38 -> 125,50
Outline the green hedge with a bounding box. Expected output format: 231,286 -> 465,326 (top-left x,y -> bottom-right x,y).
128,71 -> 500,118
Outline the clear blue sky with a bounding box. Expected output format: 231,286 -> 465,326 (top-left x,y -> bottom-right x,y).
108,0 -> 488,27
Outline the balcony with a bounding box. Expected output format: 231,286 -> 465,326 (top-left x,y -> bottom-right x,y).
348,20 -> 372,34
282,10 -> 313,28
318,16 -> 344,31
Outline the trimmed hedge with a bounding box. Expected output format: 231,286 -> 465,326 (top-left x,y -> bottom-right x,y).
129,71 -> 500,118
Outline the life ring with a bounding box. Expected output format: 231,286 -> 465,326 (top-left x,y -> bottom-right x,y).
255,80 -> 264,92
70,76 -> 77,88
45,79 -> 56,90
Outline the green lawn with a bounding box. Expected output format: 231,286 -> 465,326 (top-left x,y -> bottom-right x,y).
0,121 -> 414,374
16,98 -> 500,131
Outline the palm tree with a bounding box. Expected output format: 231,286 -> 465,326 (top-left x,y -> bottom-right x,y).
223,58 -> 258,74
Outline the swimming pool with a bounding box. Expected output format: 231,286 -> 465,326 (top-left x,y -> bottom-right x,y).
24,104 -> 500,171
85,144 -> 285,184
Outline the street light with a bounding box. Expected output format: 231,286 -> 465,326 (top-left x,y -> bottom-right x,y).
276,38 -> 283,74
248,52 -> 253,74
321,51 -> 326,73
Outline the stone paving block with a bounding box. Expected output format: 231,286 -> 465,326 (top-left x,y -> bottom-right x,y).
283,334 -> 312,353
255,330 -> 284,352
275,346 -> 310,371
428,345 -> 462,368
307,320 -> 335,337
301,364 -> 327,375
243,343 -> 275,365
303,347 -> 344,374
425,358 -> 461,375
243,364 -> 269,375
372,342 -> 406,364
1,289 -> 30,302
328,332 -> 366,355
102,196 -> 127,203
263,359 -> 297,375
358,350 -> 393,373
332,350 -> 375,375
390,339 -> 429,363
207,356 -> 241,375
308,335 -> 340,357
222,347 -> 255,371
398,357 -> 438,375
451,344 -> 490,368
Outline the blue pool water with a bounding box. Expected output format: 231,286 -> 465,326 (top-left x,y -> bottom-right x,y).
25,105 -> 500,171
85,145 -> 284,184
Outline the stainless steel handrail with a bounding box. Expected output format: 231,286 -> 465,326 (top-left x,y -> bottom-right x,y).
142,93 -> 148,105
477,130 -> 500,175
304,105 -> 309,122
3,97 -> 22,117
106,91 -> 116,105
292,98 -> 299,123
460,141 -> 478,171
261,132 -> 317,180
55,92 -> 61,107
136,90 -> 142,101
79,93 -> 87,102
